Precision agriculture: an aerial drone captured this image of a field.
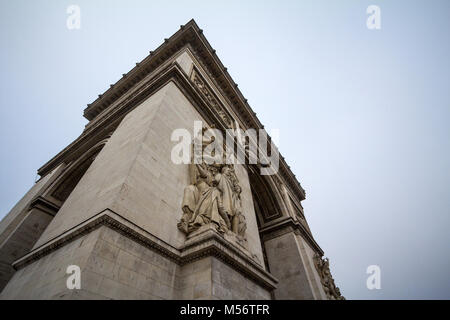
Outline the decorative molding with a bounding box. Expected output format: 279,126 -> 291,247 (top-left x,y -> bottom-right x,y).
181,226 -> 277,290
12,209 -> 277,291
259,216 -> 324,256
28,196 -> 60,217
190,66 -> 234,128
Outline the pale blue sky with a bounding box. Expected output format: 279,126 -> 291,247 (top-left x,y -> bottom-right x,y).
1,0 -> 449,299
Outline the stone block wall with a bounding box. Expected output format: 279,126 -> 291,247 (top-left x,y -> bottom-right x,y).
1,224 -> 272,300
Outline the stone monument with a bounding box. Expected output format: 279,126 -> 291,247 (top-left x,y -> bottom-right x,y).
0,19 -> 343,300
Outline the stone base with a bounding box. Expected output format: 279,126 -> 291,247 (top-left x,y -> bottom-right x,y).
176,256 -> 271,299
0,210 -> 276,300
185,224 -> 260,265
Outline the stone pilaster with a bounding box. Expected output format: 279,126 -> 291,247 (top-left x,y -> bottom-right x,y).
260,217 -> 327,300
0,196 -> 58,291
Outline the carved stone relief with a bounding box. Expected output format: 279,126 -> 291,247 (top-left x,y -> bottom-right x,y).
190,67 -> 233,128
313,253 -> 345,300
178,126 -> 247,241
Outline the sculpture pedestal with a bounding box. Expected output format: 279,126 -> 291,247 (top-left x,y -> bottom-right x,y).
178,224 -> 276,299
186,224 -> 249,253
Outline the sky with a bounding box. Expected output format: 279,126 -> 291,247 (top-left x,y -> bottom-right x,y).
0,0 -> 449,299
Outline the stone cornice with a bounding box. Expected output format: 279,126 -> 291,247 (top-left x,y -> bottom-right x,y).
259,216 -> 324,256
37,19 -> 306,204
28,196 -> 60,217
38,63 -> 196,176
12,209 -> 277,291
180,228 -> 278,290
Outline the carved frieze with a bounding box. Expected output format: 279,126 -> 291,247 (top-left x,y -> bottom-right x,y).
190,67 -> 234,128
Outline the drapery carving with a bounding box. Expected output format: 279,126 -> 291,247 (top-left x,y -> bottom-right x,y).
313,254 -> 345,300
178,127 -> 246,240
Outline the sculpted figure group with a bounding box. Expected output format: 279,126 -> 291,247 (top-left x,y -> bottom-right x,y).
178,127 -> 247,240
313,253 -> 345,300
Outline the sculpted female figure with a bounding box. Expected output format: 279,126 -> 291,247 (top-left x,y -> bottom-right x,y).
188,168 -> 231,233
179,130 -> 214,233
178,127 -> 246,240
179,128 -> 230,234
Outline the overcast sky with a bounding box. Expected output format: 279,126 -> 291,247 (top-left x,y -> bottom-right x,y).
1,0 -> 449,299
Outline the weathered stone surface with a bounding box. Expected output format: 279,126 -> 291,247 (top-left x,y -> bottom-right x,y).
265,231 -> 315,300
0,224 -> 272,300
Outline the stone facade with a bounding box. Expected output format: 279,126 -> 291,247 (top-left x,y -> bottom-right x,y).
0,20 -> 343,300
